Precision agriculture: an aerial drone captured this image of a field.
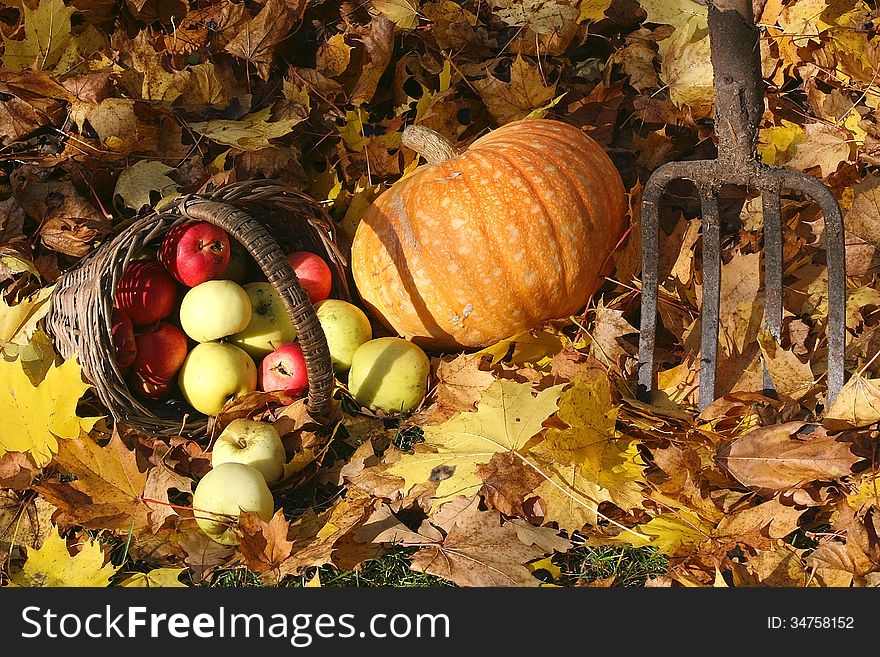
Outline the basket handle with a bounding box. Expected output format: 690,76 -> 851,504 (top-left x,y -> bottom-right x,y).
178,198 -> 335,417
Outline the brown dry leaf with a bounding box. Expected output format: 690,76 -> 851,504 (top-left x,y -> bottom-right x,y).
431,352 -> 495,415
714,498 -> 806,545
237,509 -> 295,584
0,489 -> 55,562
70,97 -> 158,154
0,452 -> 39,490
350,16 -> 395,106
507,518 -> 572,553
476,453 -> 544,517
845,175 -> 880,246
589,302 -> 638,371
717,422 -> 859,492
225,0 -> 308,79
731,543 -> 814,587
11,171 -> 109,257
35,431 -> 183,533
785,122 -> 852,178
473,55 -> 559,125
756,329 -> 815,400
410,499 -> 546,586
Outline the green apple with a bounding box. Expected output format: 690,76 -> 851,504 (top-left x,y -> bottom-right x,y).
192,462 -> 274,545
348,337 -> 429,414
229,282 -> 297,358
315,299 -> 372,372
179,280 -> 252,343
178,342 -> 257,416
212,419 -> 286,483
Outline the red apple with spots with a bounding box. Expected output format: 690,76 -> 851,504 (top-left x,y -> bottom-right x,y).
286,251 -> 332,303
259,343 -> 309,397
114,260 -> 178,326
159,221 -> 231,287
110,309 -> 137,368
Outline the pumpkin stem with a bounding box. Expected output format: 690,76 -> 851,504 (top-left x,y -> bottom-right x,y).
401,125 -> 458,165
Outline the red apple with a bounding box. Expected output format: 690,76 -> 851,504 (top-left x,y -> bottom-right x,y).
131,321 -> 189,384
110,309 -> 137,368
159,221 -> 231,287
115,260 -> 178,326
286,251 -> 332,303
127,372 -> 172,400
259,343 -> 309,397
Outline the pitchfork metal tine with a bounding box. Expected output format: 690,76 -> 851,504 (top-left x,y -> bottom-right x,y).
636,0 -> 847,410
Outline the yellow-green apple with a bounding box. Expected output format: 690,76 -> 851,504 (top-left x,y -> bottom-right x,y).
259,343 -> 308,397
212,419 -> 286,483
111,309 -> 137,368
131,321 -> 188,383
287,251 -> 332,303
178,342 -> 257,415
191,462 -> 274,545
229,282 -> 296,358
314,299 -> 372,372
179,280 -> 252,342
159,221 -> 231,287
348,337 -> 429,414
114,260 -> 178,326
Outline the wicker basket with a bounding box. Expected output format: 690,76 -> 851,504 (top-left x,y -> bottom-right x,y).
45,180 -> 348,438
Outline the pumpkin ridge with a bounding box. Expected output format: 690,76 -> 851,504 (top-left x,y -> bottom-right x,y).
487,144 -> 568,320
453,149 -> 529,341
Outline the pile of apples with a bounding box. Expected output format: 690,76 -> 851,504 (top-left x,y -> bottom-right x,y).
111,220 -> 433,417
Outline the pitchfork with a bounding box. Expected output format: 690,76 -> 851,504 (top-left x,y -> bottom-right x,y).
636,0 -> 847,411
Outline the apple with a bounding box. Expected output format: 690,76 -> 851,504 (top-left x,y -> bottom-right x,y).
178,342 -> 258,416
179,280 -> 252,343
131,321 -> 188,384
314,299 -> 372,372
223,239 -> 253,284
191,462 -> 274,545
159,221 -> 231,287
229,282 -> 296,358
110,309 -> 137,368
127,372 -> 172,400
287,251 -> 332,303
114,260 -> 178,326
259,343 -> 309,397
212,419 -> 286,483
348,337 -> 429,414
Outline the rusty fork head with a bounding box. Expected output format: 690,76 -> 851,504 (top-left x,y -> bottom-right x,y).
636,0 -> 846,411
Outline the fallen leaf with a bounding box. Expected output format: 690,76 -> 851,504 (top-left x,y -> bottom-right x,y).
224,0 -> 308,79
785,122 -> 851,177
114,161 -> 179,211
494,0 -> 579,35
718,422 -> 859,492
117,568 -> 187,587
388,380 -> 564,503
371,0 -> 421,29
187,107 -> 306,151
237,508 -> 295,583
9,528 -> 118,587
474,55 -> 559,125
36,431 -> 182,533
0,357 -> 99,467
1,0 -> 74,72
410,500 -> 547,586
824,372 -> 880,429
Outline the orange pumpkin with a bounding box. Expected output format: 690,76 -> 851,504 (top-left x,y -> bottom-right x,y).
351,119 -> 627,350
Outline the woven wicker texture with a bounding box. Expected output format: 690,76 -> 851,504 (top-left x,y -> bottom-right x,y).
45,180 -> 347,437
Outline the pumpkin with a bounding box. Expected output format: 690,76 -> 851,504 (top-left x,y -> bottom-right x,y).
351,118 -> 627,350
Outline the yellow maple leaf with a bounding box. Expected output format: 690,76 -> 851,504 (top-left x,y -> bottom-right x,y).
0,356 -> 100,467
1,0 -> 74,72
477,327 -> 567,366
600,509 -> 713,555
0,286 -> 54,352
9,529 -> 118,587
758,120 -> 806,165
371,0 -> 421,29
473,55 -> 558,125
578,0 -> 613,23
113,161 -> 180,212
118,568 -> 188,587
825,372 -> 880,429
529,377 -> 645,531
387,380 -> 565,503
